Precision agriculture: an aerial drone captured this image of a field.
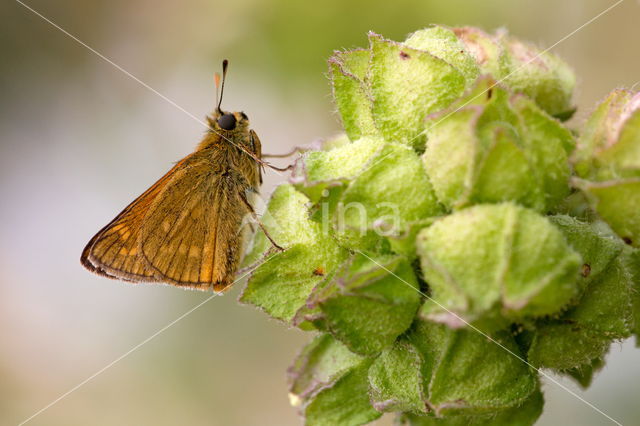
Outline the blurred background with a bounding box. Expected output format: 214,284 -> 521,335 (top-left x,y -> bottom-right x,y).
1,0 -> 639,425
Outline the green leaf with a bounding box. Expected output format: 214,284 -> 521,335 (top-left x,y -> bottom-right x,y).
548,215 -> 623,288
527,323 -> 611,371
576,177 -> 640,247
368,339 -> 426,413
628,248 -> 640,345
329,50 -> 378,141
337,142 -> 444,236
407,313 -> 537,416
416,204 -> 581,329
304,359 -> 381,426
288,334 -> 365,407
528,246 -> 637,371
291,135 -> 385,202
404,26 -> 479,85
564,251 -> 635,338
288,334 -> 380,425
298,254 -> 421,356
564,357 -> 605,389
241,185 -> 349,322
299,136 -> 386,186
368,32 -> 467,150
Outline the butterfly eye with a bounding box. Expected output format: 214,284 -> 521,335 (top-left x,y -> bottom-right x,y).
217,113 -> 237,130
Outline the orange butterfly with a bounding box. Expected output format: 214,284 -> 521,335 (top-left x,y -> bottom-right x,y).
81,61 -> 281,292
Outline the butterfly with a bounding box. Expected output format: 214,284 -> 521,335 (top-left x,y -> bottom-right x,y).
81,60 -> 282,292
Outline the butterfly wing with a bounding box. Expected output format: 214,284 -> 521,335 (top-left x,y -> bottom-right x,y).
82,148 -> 255,292
139,168 -> 250,291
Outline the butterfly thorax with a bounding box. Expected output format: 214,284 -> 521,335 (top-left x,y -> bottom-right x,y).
198,110 -> 262,188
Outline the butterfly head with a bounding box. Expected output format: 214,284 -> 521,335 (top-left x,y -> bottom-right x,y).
208,110 -> 249,132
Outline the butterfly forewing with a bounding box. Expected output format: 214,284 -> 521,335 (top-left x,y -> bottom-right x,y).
80,159 -> 187,282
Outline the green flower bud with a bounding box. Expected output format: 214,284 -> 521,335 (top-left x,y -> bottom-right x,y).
423,78 -> 574,212
304,361 -> 379,426
336,143 -> 443,235
404,26 -> 577,119
549,215 -> 623,289
629,248 -> 640,343
368,339 -> 426,413
291,135 -> 385,203
293,137 -> 443,252
368,32 -> 468,149
416,204 -> 581,330
329,32 -> 469,150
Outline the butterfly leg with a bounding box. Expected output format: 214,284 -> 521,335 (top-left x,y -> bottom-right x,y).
262,144 -> 309,158
249,129 -> 293,173
265,163 -> 294,172
239,191 -> 285,252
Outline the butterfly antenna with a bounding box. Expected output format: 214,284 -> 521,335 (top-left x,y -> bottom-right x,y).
214,72 -> 221,111
216,59 -> 229,113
